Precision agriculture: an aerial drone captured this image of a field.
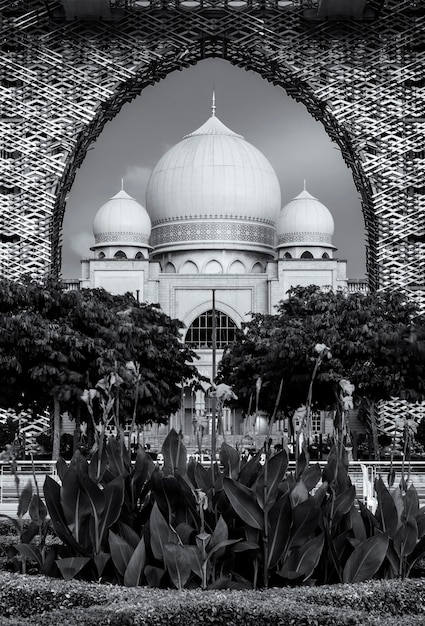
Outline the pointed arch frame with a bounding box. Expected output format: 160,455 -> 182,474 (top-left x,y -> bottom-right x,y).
1,1 -> 424,301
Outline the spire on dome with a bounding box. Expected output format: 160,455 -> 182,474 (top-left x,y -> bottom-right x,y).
211,86 -> 216,117
121,178 -> 124,191
303,179 -> 307,191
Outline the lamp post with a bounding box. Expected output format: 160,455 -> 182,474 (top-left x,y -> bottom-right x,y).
211,289 -> 217,467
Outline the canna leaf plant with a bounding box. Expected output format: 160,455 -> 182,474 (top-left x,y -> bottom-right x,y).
12,346 -> 425,588
5,426 -> 423,589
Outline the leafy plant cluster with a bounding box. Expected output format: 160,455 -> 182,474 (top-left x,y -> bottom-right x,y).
218,286 -> 425,459
0,278 -> 200,459
5,428 -> 425,591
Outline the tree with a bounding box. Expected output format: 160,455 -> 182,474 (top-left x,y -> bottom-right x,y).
0,279 -> 201,459
219,286 -> 425,456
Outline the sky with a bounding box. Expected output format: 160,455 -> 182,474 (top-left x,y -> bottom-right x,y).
61,58 -> 367,279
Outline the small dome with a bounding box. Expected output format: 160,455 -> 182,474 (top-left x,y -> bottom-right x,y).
277,188 -> 334,249
92,188 -> 151,247
145,114 -> 281,255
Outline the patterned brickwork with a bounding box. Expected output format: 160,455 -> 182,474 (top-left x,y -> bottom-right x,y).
0,0 -> 424,296
0,408 -> 50,455
0,1 -> 424,429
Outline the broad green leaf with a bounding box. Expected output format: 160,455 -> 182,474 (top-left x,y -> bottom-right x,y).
106,436 -> 127,478
405,485 -> 419,520
163,543 -> 193,589
290,499 -> 320,549
186,545 -> 202,578
131,446 -> 155,500
391,487 -> 404,530
417,510 -> 425,539
268,494 -> 292,568
223,476 -> 264,530
385,543 -> 401,578
219,442 -> 240,479
279,533 -> 324,581
124,537 -> 146,587
255,451 -> 288,511
60,465 -> 90,527
206,539 -> 242,562
98,475 -> 124,543
350,505 -> 367,542
161,429 -> 187,477
300,463 -> 322,492
69,450 -> 89,474
56,457 -> 68,483
43,476 -> 90,557
290,480 -> 309,508
94,553 -> 111,578
15,544 -> 42,569
144,565 -> 165,588
109,530 -> 134,577
115,522 -> 141,549
295,450 -> 307,481
194,462 -> 213,493
333,485 -> 356,519
208,516 -> 228,555
17,480 -> 32,518
29,494 -> 47,524
77,471 -> 105,518
149,501 -> 177,561
238,450 -> 262,487
375,477 -> 399,538
313,480 -> 328,506
88,448 -> 108,483
394,518 -> 418,558
56,556 -> 91,581
176,522 -> 196,545
342,533 -> 389,583
232,541 -> 260,553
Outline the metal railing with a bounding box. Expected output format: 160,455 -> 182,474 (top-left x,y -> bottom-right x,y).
0,459 -> 424,511
0,461 -> 58,505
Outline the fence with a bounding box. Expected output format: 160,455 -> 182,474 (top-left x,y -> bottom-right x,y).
0,460 -> 424,517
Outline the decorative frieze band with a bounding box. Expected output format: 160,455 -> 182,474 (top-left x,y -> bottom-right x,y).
151,220 -> 276,248
95,232 -> 150,244
278,232 -> 333,245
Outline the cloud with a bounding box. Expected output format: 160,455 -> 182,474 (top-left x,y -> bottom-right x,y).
123,165 -> 152,196
69,231 -> 93,258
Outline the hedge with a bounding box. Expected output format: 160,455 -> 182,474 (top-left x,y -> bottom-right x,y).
0,573 -> 424,626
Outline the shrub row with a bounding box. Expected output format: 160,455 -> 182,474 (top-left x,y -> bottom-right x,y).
0,572 -> 424,626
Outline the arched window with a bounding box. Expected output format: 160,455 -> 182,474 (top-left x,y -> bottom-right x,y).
135,251 -> 144,260
185,310 -> 238,349
301,251 -> 314,259
322,252 -> 330,259
98,252 -> 105,259
181,260 -> 198,273
164,261 -> 176,273
229,260 -> 245,274
114,250 -> 127,259
204,260 -> 223,274
284,252 -> 292,259
251,262 -> 264,273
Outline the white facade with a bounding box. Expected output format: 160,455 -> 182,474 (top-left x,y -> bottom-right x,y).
79,111 -> 348,441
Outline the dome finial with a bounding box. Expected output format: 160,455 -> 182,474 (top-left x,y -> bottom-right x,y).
211,85 -> 216,117
121,178 -> 124,191
303,178 -> 307,191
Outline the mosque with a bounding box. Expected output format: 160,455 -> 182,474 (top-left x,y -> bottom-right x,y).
76,102 -> 360,448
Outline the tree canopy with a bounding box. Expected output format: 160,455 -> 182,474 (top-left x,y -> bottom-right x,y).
218,285 -> 425,419
0,278 -> 201,457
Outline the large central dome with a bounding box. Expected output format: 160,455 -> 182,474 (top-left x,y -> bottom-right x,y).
146,113 -> 281,256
